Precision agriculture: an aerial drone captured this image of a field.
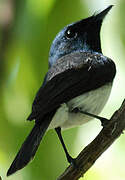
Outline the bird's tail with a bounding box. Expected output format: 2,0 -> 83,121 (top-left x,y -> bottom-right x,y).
7,113 -> 54,176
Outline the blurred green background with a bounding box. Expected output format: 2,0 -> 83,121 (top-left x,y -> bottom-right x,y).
0,0 -> 125,180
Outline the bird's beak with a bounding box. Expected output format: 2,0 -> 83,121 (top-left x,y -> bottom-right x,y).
95,5 -> 113,21
72,5 -> 113,29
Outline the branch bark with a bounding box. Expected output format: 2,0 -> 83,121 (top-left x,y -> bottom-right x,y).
57,99 -> 125,180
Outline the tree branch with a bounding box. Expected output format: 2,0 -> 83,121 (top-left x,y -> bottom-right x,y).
57,99 -> 125,180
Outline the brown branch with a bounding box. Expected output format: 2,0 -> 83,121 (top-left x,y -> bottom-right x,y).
57,99 -> 125,180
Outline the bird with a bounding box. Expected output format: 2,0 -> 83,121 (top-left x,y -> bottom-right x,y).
7,5 -> 116,176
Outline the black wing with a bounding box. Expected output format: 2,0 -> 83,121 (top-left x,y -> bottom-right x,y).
27,52 -> 116,122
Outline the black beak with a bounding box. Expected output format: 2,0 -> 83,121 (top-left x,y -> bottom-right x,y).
72,5 -> 113,29
95,5 -> 113,21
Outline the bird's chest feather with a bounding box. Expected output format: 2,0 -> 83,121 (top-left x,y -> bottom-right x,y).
48,83 -> 112,130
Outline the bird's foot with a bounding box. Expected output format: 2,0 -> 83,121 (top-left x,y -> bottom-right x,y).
67,155 -> 77,168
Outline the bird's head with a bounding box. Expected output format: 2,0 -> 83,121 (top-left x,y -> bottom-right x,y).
49,5 -> 113,67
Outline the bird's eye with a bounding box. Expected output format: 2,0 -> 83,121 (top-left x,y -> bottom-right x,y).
65,29 -> 77,39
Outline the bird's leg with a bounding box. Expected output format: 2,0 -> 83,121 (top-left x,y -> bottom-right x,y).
55,127 -> 76,167
72,108 -> 109,127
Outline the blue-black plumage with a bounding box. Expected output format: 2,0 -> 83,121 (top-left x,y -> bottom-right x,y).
7,5 -> 116,176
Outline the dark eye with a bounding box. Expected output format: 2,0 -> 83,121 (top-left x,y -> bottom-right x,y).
65,29 -> 77,39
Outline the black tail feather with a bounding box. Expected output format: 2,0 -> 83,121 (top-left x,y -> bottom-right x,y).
7,112 -> 55,176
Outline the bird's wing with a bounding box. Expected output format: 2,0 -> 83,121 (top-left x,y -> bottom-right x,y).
27,52 -> 115,122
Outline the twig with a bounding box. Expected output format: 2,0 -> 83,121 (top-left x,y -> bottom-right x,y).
57,99 -> 125,180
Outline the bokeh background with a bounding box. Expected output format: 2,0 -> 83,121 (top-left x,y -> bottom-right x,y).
0,0 -> 125,180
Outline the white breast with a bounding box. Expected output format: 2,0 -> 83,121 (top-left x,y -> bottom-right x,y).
48,83 -> 112,130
